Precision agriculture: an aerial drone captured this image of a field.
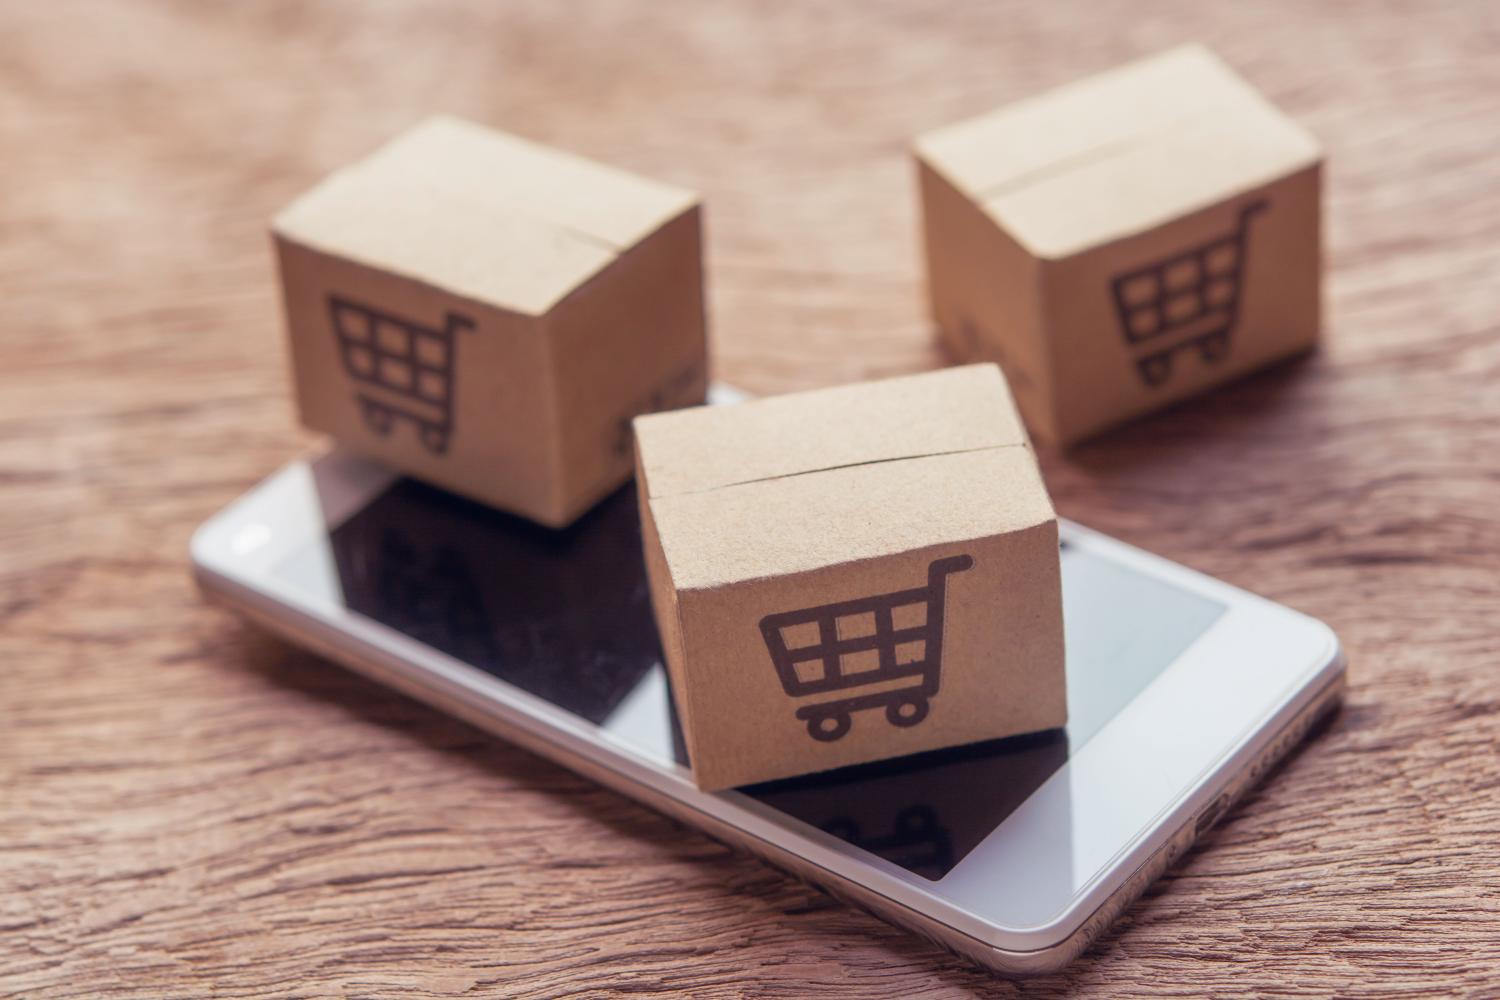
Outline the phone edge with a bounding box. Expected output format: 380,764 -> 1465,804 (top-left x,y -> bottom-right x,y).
192,559 -> 1345,977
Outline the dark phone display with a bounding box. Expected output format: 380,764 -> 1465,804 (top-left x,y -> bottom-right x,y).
284,478 -> 1222,881
326,479 -> 663,726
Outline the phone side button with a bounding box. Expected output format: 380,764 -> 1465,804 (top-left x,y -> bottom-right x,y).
1194,793 -> 1232,837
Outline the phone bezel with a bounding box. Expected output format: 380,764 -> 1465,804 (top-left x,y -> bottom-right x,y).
191,447 -> 1343,959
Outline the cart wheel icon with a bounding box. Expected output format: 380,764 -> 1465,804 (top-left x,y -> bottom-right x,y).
1198,330 -> 1230,362
362,398 -> 395,436
886,695 -> 929,729
1137,353 -> 1173,387
420,424 -> 450,455
807,711 -> 852,743
894,805 -> 939,838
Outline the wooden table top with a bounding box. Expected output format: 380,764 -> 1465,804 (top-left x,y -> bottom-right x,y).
5,3 -> 1498,996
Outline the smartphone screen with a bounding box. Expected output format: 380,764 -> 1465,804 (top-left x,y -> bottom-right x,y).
277,478 -> 1224,881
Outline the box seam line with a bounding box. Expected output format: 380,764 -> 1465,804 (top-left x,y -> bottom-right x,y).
970,107 -> 1317,210
647,441 -> 1034,500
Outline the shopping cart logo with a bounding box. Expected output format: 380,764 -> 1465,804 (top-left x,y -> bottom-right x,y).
328,295 -> 474,455
369,530 -> 499,669
1110,200 -> 1267,388
758,555 -> 974,743
823,805 -> 955,880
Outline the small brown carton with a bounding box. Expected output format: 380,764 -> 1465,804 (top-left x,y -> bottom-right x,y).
273,115 -> 708,527
915,45 -> 1322,446
633,364 -> 1066,790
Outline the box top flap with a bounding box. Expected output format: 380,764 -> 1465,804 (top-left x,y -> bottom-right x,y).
634,365 -> 1031,499
914,45 -> 1321,258
651,448 -> 1054,590
274,116 -> 699,315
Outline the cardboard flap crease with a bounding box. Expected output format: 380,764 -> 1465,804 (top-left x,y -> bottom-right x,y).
635,365 -> 1032,500
274,115 -> 700,317
915,44 -> 1321,258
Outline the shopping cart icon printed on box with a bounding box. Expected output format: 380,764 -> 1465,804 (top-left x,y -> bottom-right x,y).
1110,200 -> 1267,388
328,295 -> 474,455
758,555 -> 974,743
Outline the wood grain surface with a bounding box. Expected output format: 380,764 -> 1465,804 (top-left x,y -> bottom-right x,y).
4,2 -> 1499,997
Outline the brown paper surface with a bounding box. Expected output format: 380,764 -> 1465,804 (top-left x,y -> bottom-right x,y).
1044,167 -> 1319,443
915,44 -> 1322,446
273,115 -> 707,525
916,161 -> 1056,441
549,206 -> 709,525
636,364 -> 1029,499
276,237 -> 562,517
635,365 -> 1066,790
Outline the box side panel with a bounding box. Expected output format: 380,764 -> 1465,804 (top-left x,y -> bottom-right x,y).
677,516 -> 1066,791
275,235 -> 563,521
275,233 -> 336,440
635,463 -> 698,754
1041,165 -> 1319,445
545,205 -> 709,525
916,160 -> 1058,444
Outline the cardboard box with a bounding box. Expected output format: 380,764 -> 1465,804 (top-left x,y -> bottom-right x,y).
915,45 -> 1322,446
633,365 -> 1066,790
273,115 -> 708,527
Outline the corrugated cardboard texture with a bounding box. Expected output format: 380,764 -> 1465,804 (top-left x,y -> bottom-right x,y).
916,160 -> 1056,441
916,45 -> 1322,446
275,115 -> 699,316
635,365 -> 1066,790
549,208 -> 708,521
1045,169 -> 1318,443
273,116 -> 707,525
277,239 -> 561,517
649,447 -> 1051,591
636,364 -> 1029,499
916,45 -> 1319,258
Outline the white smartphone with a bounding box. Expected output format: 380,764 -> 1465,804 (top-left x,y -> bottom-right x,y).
191,422 -> 1344,977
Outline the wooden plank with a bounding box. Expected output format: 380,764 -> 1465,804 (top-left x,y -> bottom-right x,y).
3,1 -> 1498,995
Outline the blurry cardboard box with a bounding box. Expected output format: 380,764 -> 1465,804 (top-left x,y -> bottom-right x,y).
915,45 -> 1322,446
273,115 -> 708,527
633,365 -> 1066,790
